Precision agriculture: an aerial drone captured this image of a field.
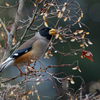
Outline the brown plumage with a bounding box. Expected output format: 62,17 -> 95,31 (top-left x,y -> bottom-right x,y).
0,27 -> 56,76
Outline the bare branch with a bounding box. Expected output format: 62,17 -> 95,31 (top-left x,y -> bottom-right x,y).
1,0 -> 24,61
0,18 -> 9,35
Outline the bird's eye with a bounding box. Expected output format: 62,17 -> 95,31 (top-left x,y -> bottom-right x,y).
45,29 -> 48,31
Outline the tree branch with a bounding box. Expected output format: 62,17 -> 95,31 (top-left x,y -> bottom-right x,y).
1,0 -> 24,61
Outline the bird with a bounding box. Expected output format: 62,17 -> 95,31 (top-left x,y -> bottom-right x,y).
0,27 -> 56,76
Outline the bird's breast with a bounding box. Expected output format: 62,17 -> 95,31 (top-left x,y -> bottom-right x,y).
31,39 -> 49,59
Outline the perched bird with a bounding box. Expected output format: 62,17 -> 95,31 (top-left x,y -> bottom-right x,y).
0,27 -> 56,76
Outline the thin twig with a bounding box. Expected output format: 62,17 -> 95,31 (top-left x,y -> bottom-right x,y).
16,1 -> 44,48
1,0 -> 24,62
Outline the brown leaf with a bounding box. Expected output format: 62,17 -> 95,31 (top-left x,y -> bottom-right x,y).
88,40 -> 93,45
74,31 -> 78,35
49,53 -> 53,56
27,66 -> 34,70
43,15 -> 45,20
44,3 -> 48,7
78,30 -> 83,34
22,95 -> 26,100
68,10 -> 70,15
64,16 -> 68,21
81,55 -> 84,58
78,68 -> 81,72
62,5 -> 66,12
0,43 -> 1,48
0,24 -> 2,27
36,81 -> 41,85
70,78 -> 75,84
71,38 -> 75,42
80,43 -> 84,47
27,91 -> 32,94
1,32 -> 4,37
48,3 -> 54,6
5,2 -> 10,6
44,21 -> 48,27
84,42 -> 88,47
37,95 -> 40,100
85,32 -> 89,35
39,67 -> 42,73
81,33 -> 85,39
72,66 -> 78,70
80,9 -> 83,17
33,2 -> 36,7
58,11 -> 63,18
1,83 -> 4,87
55,34 -> 59,39
78,15 -> 81,22
59,36 -> 62,40
82,50 -> 93,61
12,37 -> 16,45
44,12 -> 47,17
72,66 -> 81,72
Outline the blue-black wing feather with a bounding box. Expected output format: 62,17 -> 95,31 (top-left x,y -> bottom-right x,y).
10,45 -> 32,59
0,45 -> 32,74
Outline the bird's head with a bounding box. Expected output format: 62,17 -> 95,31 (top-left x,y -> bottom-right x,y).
39,27 -> 56,40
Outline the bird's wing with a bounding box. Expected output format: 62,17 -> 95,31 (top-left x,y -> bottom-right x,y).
0,45 -> 32,71
0,32 -> 45,73
0,40 -> 36,74
16,32 -> 38,50
10,32 -> 42,59
11,32 -> 40,59
0,33 -> 38,72
10,45 -> 32,59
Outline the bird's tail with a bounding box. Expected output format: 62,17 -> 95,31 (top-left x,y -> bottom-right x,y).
0,57 -> 15,74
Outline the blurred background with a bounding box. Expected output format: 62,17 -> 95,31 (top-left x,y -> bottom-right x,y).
0,0 -> 100,99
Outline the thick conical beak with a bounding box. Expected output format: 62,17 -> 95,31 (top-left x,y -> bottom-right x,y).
49,29 -> 56,35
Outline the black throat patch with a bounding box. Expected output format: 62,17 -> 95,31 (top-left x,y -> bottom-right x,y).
39,27 -> 52,40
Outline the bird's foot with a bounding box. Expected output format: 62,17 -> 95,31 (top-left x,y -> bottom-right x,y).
16,66 -> 23,77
